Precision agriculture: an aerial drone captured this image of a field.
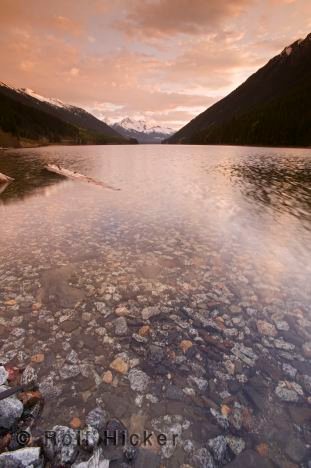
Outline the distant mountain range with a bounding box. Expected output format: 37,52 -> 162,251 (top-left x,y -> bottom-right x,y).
166,33 -> 311,147
2,33 -> 310,149
0,83 -> 134,147
112,118 -> 174,143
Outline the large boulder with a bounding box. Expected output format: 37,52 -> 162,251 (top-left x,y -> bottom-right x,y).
0,387 -> 23,430
0,447 -> 42,467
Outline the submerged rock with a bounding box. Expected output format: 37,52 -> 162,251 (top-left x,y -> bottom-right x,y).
39,375 -> 62,400
128,369 -> 150,392
148,345 -> 165,365
210,408 -> 229,430
110,357 -> 129,375
115,305 -> 130,317
256,320 -> 277,337
0,447 -> 42,467
52,425 -> 78,465
59,364 -> 80,380
79,425 -> 99,451
274,339 -> 295,351
189,376 -> 208,392
114,316 -> 128,336
225,436 -> 245,455
95,302 -> 111,318
282,363 -> 297,380
73,452 -> 109,468
180,340 -> 193,353
231,344 -> 257,366
141,306 -> 161,320
66,350 -> 79,364
85,407 -> 108,432
192,447 -> 215,468
275,382 -> 299,402
0,388 -> 23,429
20,365 -> 37,385
208,435 -> 230,464
102,370 -> 113,384
0,366 -> 8,386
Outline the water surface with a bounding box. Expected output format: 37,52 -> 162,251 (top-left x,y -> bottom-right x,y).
0,145 -> 310,466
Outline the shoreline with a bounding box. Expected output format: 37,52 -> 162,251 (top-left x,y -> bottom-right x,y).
163,142 -> 311,150
1,142 -> 310,151
0,142 -> 139,150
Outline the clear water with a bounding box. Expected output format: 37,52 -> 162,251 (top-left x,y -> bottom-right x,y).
0,145 -> 311,466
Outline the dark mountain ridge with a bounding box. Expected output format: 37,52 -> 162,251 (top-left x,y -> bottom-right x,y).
166,33 -> 311,147
0,83 -> 132,147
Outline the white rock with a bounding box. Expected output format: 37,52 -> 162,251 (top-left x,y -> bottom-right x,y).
0,447 -> 42,467
0,388 -> 23,429
0,366 -> 8,385
128,369 -> 150,392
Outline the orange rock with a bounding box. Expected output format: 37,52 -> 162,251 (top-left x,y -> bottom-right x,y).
221,404 -> 231,417
110,357 -> 129,374
256,442 -> 269,457
179,340 -> 193,353
18,390 -> 42,407
138,325 -> 150,337
4,299 -> 16,306
31,353 -> 45,363
32,303 -> 42,311
215,317 -> 225,329
115,306 -> 130,317
256,320 -> 277,337
102,370 -> 113,384
70,417 -> 82,429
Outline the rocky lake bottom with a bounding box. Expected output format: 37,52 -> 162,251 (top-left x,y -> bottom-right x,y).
0,145 -> 310,467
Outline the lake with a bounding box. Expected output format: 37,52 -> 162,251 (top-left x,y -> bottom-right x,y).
0,144 -> 311,466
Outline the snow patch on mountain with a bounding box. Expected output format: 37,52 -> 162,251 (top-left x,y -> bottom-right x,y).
19,88 -> 70,109
116,118 -> 173,136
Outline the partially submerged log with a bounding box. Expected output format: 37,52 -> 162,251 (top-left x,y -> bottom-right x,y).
0,382 -> 38,401
0,172 -> 14,184
45,164 -> 120,191
0,182 -> 9,196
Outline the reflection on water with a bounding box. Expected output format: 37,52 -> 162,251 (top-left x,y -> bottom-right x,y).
229,155 -> 311,225
0,150 -> 67,204
0,145 -> 311,467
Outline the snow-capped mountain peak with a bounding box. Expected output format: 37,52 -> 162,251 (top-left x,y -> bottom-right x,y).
112,117 -> 174,143
119,118 -> 148,132
116,118 -> 173,135
19,88 -> 70,109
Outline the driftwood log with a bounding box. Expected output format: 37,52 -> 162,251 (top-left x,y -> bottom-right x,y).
0,382 -> 38,401
45,164 -> 120,191
0,172 -> 14,184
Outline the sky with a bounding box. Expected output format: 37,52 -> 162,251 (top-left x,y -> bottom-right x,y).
0,0 -> 310,130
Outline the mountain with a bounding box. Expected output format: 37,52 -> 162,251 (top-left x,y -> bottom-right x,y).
0,83 -> 133,147
166,33 -> 311,147
112,118 -> 174,143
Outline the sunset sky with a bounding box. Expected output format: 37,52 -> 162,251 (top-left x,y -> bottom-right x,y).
1,0 -> 310,130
